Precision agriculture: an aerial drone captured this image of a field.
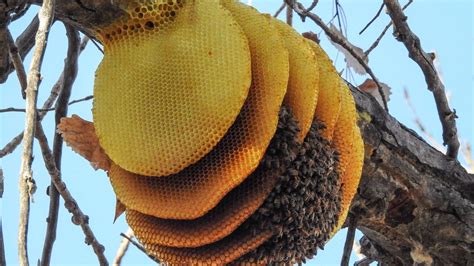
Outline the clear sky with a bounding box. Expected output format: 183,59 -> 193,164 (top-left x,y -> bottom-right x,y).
1,0 -> 472,265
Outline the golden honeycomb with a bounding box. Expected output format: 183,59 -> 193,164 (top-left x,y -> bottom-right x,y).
330,82 -> 364,234
58,0 -> 365,264
126,107 -> 300,248
107,0 -> 290,220
307,41 -> 343,141
145,226 -> 272,265
93,0 -> 252,176
267,16 -> 320,142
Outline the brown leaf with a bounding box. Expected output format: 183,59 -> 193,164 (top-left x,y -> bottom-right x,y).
359,78 -> 391,107
114,198 -> 126,223
57,115 -> 111,171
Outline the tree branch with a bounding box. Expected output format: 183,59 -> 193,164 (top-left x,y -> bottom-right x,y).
350,84 -> 473,265
35,122 -> 109,266
0,15 -> 39,84
17,1 -> 55,265
340,214 -> 357,266
6,28 -> 28,98
113,228 -> 133,266
285,0 -> 389,111
383,0 -> 459,159
40,24 -> 80,266
365,0 -> 413,56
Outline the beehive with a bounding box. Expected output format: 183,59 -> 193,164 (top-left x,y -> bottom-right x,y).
93,0 -> 252,177
58,0 -> 365,264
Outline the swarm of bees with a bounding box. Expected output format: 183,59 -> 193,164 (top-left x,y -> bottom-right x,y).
59,0 -> 364,264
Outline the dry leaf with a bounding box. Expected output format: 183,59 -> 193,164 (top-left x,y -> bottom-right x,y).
358,78 -> 392,107
57,115 -> 111,171
329,24 -> 368,75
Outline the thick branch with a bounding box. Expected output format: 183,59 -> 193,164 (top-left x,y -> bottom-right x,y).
383,0 -> 460,159
350,85 -> 473,265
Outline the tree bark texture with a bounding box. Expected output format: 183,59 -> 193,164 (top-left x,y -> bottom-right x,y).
29,1 -> 474,265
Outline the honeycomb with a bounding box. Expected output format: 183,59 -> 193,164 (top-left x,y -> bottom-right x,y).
107,0 -> 290,220
144,225 -> 272,265
307,41 -> 343,141
330,82 -> 364,234
267,15 -> 320,142
93,0 -> 252,176
126,107 -> 300,248
58,1 -> 365,264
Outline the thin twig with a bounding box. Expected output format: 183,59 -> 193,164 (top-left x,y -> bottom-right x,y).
0,167 -> 5,266
40,24 -> 80,266
285,0 -> 389,111
113,228 -> 133,266
286,0 -> 294,26
306,0 -> 319,13
6,29 -> 28,99
384,0 -> 460,159
0,95 -> 93,113
0,37 -> 88,159
18,0 -> 55,265
120,233 -> 160,263
341,215 -> 357,266
359,3 -> 385,35
273,2 -> 286,18
35,122 -> 109,266
365,0 -> 413,56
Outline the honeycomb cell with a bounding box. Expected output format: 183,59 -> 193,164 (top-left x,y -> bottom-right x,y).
267,16 -> 320,142
330,82 -> 364,235
93,0 -> 252,176
126,107 -> 300,248
144,226 -> 272,265
306,40 -> 342,141
108,0 -> 290,219
333,103 -> 364,233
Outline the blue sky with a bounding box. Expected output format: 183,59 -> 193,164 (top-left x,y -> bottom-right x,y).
1,0 -> 472,265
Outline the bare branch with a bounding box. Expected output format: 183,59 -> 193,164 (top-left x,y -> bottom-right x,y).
35,122 -> 108,266
6,28 -> 27,98
0,15 -> 39,84
359,3 -> 385,35
113,228 -> 133,266
18,0 -> 55,264
285,0 -> 389,111
286,0 -> 293,26
341,215 -> 357,266
273,2 -> 286,18
119,233 -> 160,263
0,95 -> 93,113
0,37 -> 88,159
365,0 -> 413,56
384,0 -> 460,159
40,24 -> 80,266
